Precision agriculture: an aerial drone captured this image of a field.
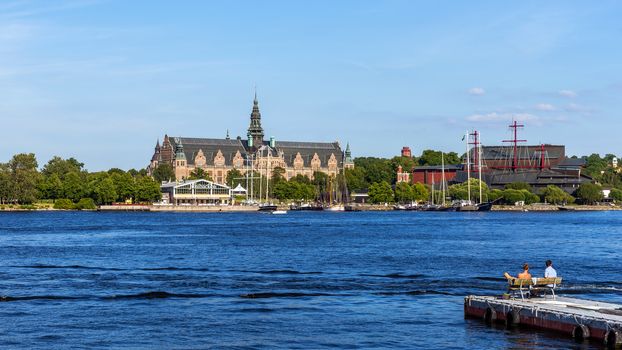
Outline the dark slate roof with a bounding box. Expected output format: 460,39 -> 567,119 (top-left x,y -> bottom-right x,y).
480,145 -> 565,160
451,169 -> 592,188
557,157 -> 587,168
274,140 -> 343,167
169,137 -> 247,166
413,164 -> 463,171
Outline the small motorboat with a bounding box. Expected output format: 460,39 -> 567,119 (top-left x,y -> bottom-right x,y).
272,210 -> 287,215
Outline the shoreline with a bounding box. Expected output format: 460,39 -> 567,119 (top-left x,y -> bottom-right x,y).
1,204 -> 620,212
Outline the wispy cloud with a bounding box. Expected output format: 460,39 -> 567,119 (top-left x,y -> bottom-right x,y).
466,112 -> 540,123
468,87 -> 485,96
0,0 -> 103,20
558,89 -> 577,98
535,103 -> 556,111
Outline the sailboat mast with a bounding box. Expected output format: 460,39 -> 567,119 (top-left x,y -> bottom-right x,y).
441,152 -> 446,206
478,132 -> 483,204
431,173 -> 435,205
258,153 -> 263,202
266,148 -> 270,203
466,131 -> 471,203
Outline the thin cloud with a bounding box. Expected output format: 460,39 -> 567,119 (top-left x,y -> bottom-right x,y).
558,90 -> 577,98
535,103 -> 555,111
466,112 -> 540,123
468,87 -> 485,96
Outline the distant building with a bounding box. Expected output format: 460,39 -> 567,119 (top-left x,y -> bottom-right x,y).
405,144 -> 592,193
160,179 -> 231,205
396,165 -> 411,183
148,94 -> 354,183
401,147 -> 412,158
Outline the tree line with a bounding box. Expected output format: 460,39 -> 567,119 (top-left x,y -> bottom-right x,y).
0,154 -> 161,207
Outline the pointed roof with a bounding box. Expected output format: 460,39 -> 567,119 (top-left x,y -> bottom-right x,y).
174,137 -> 186,160
232,183 -> 247,193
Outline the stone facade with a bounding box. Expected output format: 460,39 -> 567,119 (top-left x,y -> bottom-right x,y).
148,95 -> 354,183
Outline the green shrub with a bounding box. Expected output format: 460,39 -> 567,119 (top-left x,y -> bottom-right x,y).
54,199 -> 75,210
75,198 -> 97,210
502,189 -> 525,204
19,204 -> 36,210
488,189 -> 504,202
521,190 -> 540,204
610,188 -> 622,202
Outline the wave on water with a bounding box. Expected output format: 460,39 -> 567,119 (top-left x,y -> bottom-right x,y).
8,265 -> 212,272
239,292 -> 336,299
104,291 -> 212,300
362,273 -> 426,279
473,276 -> 505,282
374,290 -> 456,296
1,295 -> 81,302
245,270 -> 323,275
140,267 -> 210,272
9,264 -> 122,271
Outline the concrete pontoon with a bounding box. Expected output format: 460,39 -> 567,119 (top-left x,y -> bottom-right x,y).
465,295 -> 622,347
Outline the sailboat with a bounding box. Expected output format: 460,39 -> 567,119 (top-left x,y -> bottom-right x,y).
326,175 -> 345,211
258,146 -> 278,212
455,130 -> 493,212
455,131 -> 479,212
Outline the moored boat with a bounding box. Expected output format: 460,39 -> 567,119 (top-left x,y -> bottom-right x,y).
258,204 -> 278,211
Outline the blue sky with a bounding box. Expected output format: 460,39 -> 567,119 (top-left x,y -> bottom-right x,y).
1,0 -> 621,171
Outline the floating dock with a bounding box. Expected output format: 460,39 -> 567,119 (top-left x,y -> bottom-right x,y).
465,295 -> 622,347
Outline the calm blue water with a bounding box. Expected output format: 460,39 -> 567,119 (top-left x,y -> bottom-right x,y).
1,211 -> 621,349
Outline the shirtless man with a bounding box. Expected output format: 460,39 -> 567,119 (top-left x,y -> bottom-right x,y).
504,263 -> 532,280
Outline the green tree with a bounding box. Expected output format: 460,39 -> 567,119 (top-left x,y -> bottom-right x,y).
394,182 -> 415,203
271,167 -> 286,184
75,198 -> 97,210
448,178 -> 489,202
9,153 -> 41,204
390,156 -> 416,173
583,153 -> 608,178
354,157 -> 393,185
522,190 -> 540,204
89,173 -> 117,204
610,188 -> 622,202
412,182 -> 430,202
344,167 -> 367,191
134,176 -> 162,203
368,181 -> 394,203
488,189 -> 504,202
505,182 -> 532,192
53,198 -> 74,210
188,168 -> 212,181
152,163 -> 175,183
226,168 -> 243,187
0,163 -> 11,204
38,173 -> 63,200
575,183 -> 603,205
111,172 -> 135,202
502,189 -> 525,204
290,174 -> 311,184
42,156 -> 84,179
62,171 -> 85,202
541,185 -> 574,205
418,150 -> 461,166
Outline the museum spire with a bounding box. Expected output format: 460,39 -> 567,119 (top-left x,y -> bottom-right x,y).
247,91 -> 264,148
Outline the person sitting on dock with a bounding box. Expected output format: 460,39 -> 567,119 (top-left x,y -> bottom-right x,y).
544,260 -> 557,278
503,263 -> 532,281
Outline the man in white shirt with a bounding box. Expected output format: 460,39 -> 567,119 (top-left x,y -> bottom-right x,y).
545,260 -> 557,278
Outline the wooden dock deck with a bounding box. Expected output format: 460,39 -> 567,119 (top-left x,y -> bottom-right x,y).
465,295 -> 622,347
